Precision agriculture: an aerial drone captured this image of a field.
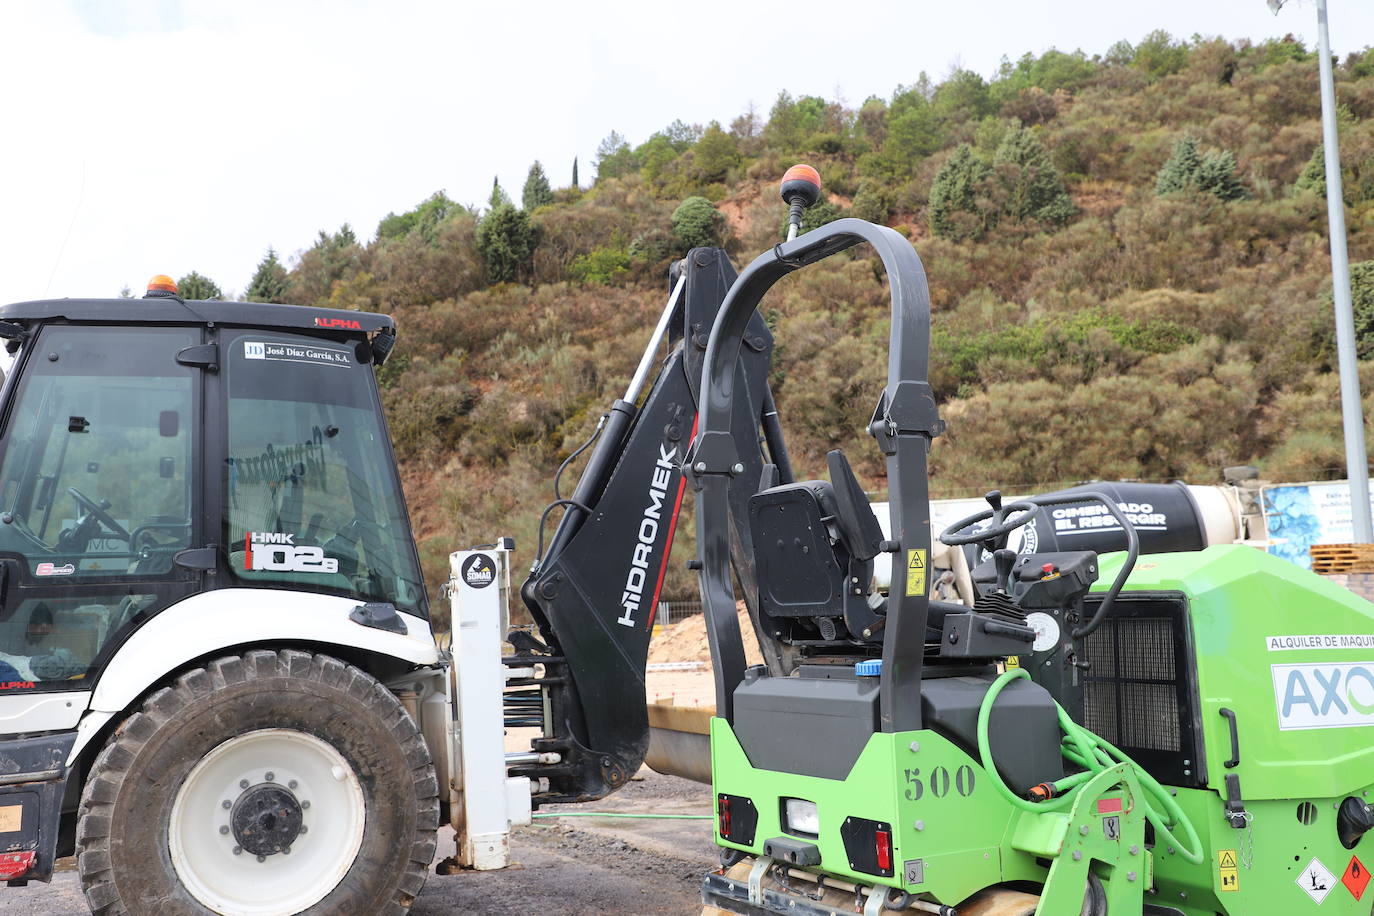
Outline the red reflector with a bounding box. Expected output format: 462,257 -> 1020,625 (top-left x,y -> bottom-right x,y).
718,796 -> 732,837
1096,797 -> 1124,815
875,829 -> 892,871
0,850 -> 35,880
1041,563 -> 1056,574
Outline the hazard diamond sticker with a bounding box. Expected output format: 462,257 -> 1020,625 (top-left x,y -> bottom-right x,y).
1344,855 -> 1371,902
1298,857 -> 1336,904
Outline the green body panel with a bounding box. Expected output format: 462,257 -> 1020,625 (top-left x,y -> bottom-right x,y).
712,719 -> 1155,907
712,719 -> 1019,903
1149,789 -> 1374,914
711,545 -> 1374,914
1094,545 -> 1374,802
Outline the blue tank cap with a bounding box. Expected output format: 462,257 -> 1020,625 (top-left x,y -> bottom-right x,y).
855,659 -> 882,677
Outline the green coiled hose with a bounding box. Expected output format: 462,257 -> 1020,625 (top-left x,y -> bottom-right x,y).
976,668 -> 1204,865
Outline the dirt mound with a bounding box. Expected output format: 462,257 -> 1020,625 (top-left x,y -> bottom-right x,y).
648,603 -> 764,667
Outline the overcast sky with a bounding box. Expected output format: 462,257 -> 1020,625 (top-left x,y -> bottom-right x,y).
1,0 -> 1371,303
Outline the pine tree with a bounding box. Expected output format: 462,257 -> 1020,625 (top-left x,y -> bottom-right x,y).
1155,136 -> 1202,196
1156,135 -> 1247,201
475,203 -> 537,284
177,271 -> 222,300
1349,260 -> 1374,358
522,162 -> 554,211
1294,145 -> 1329,197
1197,149 -> 1247,202
489,177 -> 512,209
246,247 -> 289,303
993,127 -> 1074,226
572,157 -> 579,188
928,145 -> 994,240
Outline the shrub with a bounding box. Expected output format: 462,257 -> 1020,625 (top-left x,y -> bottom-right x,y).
1132,30 -> 1189,81
629,227 -> 679,264
850,183 -> 891,223
569,246 -> 631,285
671,196 -> 726,249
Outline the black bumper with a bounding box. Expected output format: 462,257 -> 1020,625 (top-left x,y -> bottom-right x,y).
0,731 -> 77,884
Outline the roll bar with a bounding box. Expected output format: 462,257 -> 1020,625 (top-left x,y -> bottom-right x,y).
686,219 -> 942,732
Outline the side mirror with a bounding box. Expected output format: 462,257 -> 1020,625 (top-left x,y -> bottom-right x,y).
159,411 -> 179,438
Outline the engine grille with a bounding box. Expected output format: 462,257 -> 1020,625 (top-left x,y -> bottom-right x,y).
1079,593 -> 1204,788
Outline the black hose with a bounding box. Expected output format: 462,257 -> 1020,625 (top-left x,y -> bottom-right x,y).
534,498 -> 592,568
554,414 -> 607,501
1025,492 -> 1139,639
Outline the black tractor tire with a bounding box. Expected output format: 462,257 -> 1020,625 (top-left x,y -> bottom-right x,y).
76,649 -> 439,915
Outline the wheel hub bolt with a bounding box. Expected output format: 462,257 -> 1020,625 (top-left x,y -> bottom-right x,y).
283,846 -> 291,855
232,846 -> 242,856
300,826 -> 308,834
219,826 -> 230,835
222,800 -> 232,810
239,780 -> 249,789
256,855 -> 266,863
288,780 -> 298,790
302,801 -> 310,809
265,772 -> 275,782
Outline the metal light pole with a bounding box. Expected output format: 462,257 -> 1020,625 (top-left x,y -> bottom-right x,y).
1269,0 -> 1372,542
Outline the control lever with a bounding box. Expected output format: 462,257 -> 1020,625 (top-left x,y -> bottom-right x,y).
992,548 -> 1017,595
985,489 -> 1004,514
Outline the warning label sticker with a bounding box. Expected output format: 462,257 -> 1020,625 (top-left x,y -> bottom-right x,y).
1217,849 -> 1239,892
905,549 -> 927,597
1297,856 -> 1336,904
1344,855 -> 1370,901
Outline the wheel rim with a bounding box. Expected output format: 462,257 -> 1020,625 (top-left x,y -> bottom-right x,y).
169,728 -> 366,916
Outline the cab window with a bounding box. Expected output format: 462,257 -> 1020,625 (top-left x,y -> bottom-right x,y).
222,331 -> 425,616
0,326 -> 195,577
0,325 -> 196,690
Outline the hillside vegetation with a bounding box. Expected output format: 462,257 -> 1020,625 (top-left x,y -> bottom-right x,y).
230,32 -> 1374,606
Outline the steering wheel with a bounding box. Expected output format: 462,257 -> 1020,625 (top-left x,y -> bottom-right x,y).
938,500 -> 1039,547
67,487 -> 131,541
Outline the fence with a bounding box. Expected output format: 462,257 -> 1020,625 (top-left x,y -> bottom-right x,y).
656,600 -> 703,628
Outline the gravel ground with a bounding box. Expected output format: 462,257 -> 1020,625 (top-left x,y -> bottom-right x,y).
3,770 -> 717,916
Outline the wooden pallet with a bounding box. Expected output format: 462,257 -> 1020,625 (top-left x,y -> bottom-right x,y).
1311,543 -> 1374,575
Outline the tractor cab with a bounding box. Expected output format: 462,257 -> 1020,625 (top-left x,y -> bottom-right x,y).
0,279 -> 424,696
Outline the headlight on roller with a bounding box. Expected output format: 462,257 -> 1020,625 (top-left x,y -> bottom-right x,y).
783,797 -> 819,837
